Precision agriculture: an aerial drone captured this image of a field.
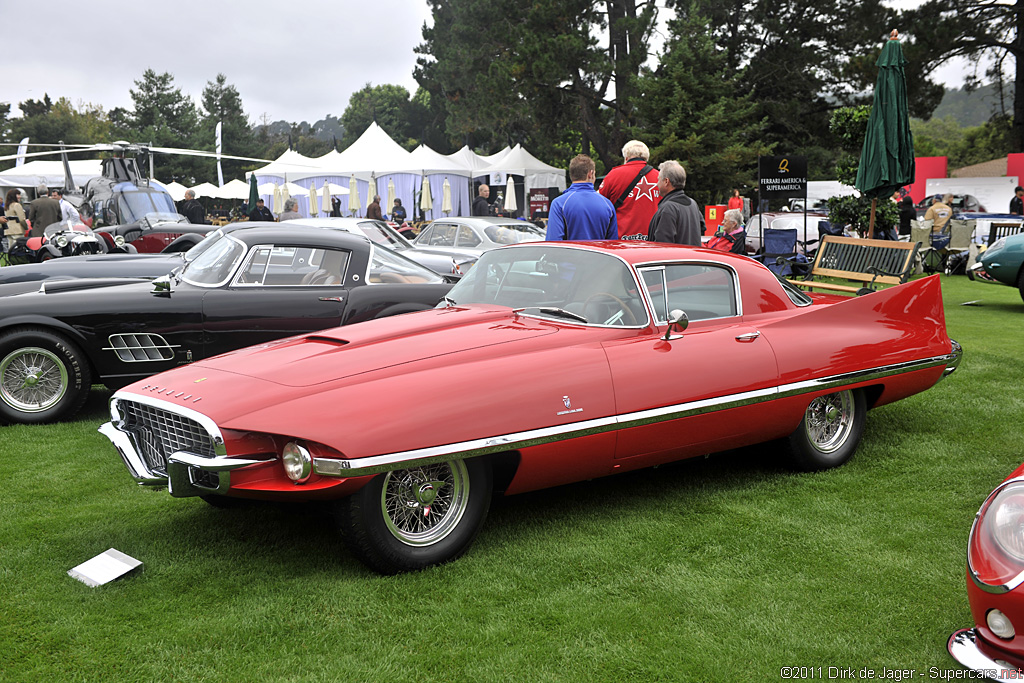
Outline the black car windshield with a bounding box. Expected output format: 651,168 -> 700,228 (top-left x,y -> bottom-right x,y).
443,245 -> 648,326
118,189 -> 178,223
358,221 -> 412,249
180,233 -> 245,287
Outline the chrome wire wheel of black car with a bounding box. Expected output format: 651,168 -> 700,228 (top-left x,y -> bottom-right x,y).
335,457 -> 492,574
0,327 -> 92,424
787,389 -> 866,471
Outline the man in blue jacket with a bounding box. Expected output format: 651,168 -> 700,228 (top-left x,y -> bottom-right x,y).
546,155 -> 617,241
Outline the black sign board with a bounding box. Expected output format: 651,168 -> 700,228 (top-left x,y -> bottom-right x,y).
758,155 -> 807,198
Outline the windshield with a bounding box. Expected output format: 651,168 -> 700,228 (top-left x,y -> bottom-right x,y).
43,221 -> 92,236
140,212 -> 187,229
358,220 -> 412,249
369,245 -> 444,284
117,188 -> 178,223
484,222 -> 545,245
180,233 -> 245,287
443,245 -> 648,326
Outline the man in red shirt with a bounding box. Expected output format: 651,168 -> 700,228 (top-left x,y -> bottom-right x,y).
598,140 -> 660,240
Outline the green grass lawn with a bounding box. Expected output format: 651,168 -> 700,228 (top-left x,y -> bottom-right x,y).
1,274 -> 1022,682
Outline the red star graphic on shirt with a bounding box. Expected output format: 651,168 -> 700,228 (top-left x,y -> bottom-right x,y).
633,176 -> 658,202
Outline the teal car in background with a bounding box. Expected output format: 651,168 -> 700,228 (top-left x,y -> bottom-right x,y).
968,233 -> 1024,301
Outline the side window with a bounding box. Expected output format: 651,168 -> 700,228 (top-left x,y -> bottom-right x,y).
235,246 -> 350,286
456,225 -> 482,248
639,264 -> 737,323
427,224 -> 457,247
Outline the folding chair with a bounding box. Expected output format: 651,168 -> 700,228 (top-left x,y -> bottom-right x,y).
754,228 -> 803,277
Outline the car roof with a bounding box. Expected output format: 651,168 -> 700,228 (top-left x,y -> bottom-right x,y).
497,239 -> 754,268
428,216 -> 541,228
222,223 -> 372,249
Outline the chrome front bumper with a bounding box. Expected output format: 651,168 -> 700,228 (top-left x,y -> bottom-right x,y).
968,262 -> 1001,284
98,421 -> 274,498
943,340 -> 963,379
948,628 -> 1022,680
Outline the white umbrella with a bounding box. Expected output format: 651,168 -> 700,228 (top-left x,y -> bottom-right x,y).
386,178 -> 396,216
164,181 -> 188,202
281,182 -> 291,204
309,184 -> 319,216
420,176 -> 433,213
442,177 -> 452,215
273,183 -> 283,214
190,182 -> 220,199
217,178 -> 251,200
504,176 -> 517,214
348,176 -> 361,215
321,181 -> 332,214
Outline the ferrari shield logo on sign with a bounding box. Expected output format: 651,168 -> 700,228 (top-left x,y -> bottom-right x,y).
758,155 -> 807,198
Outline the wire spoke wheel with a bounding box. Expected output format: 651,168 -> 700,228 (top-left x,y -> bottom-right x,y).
803,391 -> 855,453
381,460 -> 470,546
0,346 -> 69,413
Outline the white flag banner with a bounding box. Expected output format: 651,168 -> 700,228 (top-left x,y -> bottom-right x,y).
15,137 -> 28,167
215,122 -> 224,187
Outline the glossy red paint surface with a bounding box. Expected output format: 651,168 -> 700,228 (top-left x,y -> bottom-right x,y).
115,243 -> 954,499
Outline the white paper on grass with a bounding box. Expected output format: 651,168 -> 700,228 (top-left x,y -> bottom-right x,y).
67,548 -> 143,587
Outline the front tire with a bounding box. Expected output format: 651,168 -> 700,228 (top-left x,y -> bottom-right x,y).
787,389 -> 866,471
1016,268 -> 1024,304
335,458 -> 492,574
0,327 -> 92,424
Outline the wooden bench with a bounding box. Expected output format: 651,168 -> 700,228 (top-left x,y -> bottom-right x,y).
787,235 -> 919,294
988,221 -> 1024,246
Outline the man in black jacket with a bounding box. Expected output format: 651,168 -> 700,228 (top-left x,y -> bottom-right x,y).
249,198 -> 276,222
472,184 -> 492,216
647,161 -> 704,245
180,190 -> 206,224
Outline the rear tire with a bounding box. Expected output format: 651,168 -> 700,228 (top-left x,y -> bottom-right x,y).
335,458 -> 492,574
1016,268 -> 1024,303
787,389 -> 866,471
0,327 -> 92,424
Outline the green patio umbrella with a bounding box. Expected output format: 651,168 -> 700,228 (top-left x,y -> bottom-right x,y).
247,174 -> 259,220
855,30 -> 915,238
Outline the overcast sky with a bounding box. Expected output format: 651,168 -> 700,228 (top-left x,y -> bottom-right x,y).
6,0 -> 433,126
6,0 -> 970,136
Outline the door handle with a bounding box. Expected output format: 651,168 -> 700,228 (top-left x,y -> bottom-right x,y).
735,331 -> 760,342
319,296 -> 345,303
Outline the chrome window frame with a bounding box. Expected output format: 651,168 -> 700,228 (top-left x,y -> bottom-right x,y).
635,261 -> 742,324
179,232 -> 247,288
230,244 -> 353,288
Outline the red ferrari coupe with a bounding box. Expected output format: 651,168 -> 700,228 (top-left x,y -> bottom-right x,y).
100,241 -> 961,574
949,464 -> 1024,676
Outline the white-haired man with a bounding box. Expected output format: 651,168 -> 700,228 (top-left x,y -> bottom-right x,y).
647,161 -> 704,245
598,139 -> 660,240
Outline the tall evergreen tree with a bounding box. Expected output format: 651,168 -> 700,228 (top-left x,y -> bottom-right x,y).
199,73 -> 258,182
340,84 -> 416,148
127,70 -> 200,182
635,1 -> 771,205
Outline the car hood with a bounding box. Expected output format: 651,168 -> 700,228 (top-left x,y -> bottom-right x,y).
188,306 -> 558,389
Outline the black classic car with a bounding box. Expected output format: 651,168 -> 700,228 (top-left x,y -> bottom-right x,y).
0,225 -> 453,424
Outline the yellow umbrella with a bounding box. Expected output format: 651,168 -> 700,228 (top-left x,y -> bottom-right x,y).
442,177 -> 452,215
308,184 -> 319,216
273,183 -> 283,214
348,176 -> 361,215
281,182 -> 291,207
321,181 -> 332,214
504,176 -> 517,214
420,176 -> 433,213
386,178 -> 396,216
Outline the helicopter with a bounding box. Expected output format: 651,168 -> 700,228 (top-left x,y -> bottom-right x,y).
0,141 -> 271,229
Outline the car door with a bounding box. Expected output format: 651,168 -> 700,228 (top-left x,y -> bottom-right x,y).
603,262 -> 782,470
200,244 -> 352,358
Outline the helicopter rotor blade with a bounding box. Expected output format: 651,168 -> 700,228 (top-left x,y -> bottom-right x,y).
147,146 -> 272,164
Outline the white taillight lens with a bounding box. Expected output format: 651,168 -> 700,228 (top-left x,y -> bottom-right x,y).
987,609 -> 1016,639
282,442 -> 311,483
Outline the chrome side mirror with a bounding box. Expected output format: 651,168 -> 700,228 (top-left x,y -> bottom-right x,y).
151,275 -> 172,296
664,309 -> 688,341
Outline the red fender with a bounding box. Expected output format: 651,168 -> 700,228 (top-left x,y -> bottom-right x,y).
26,236 -> 43,251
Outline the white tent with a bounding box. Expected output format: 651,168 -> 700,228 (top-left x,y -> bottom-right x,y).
409,145 -> 473,220
189,182 -> 220,199
478,144 -> 566,218
249,149 -> 322,182
216,178 -> 253,200
163,181 -> 188,202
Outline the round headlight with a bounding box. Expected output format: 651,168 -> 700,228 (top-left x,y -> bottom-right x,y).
988,609 -> 1016,639
55,234 -> 69,248
114,235 -> 126,247
282,441 -> 312,483
988,489 -> 1024,562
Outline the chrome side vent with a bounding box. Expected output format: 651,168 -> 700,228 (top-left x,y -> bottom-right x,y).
104,333 -> 179,362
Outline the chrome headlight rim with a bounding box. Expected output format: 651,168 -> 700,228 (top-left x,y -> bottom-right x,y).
282,441 -> 312,483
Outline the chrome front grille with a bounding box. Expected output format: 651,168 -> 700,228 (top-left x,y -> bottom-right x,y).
117,400 -> 216,475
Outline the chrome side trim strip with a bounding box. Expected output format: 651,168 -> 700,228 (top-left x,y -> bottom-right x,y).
313,349 -> 959,478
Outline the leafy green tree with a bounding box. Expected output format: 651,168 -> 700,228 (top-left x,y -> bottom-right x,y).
126,70 -> 201,182
827,105 -> 896,235
198,73 -> 259,182
415,0 -> 657,168
634,1 -> 771,205
901,0 -> 1024,151
341,84 -> 415,149
7,97 -> 112,167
